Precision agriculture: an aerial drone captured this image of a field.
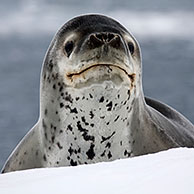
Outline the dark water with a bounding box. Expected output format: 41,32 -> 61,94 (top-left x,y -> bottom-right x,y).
0,0 -> 193,169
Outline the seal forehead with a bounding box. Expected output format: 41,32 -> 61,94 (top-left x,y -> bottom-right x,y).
59,14 -> 128,36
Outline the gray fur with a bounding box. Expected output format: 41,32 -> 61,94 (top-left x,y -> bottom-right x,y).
2,14 -> 194,173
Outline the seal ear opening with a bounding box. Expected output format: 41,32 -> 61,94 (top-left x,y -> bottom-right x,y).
64,41 -> 74,57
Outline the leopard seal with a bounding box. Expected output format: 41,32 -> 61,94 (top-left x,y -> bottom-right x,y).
2,14 -> 194,173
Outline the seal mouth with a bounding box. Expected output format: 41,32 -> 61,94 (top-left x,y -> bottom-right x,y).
66,64 -> 135,82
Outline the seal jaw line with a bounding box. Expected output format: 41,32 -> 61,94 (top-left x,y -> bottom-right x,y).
66,64 -> 135,82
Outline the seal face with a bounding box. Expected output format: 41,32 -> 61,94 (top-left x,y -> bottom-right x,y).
2,14 -> 194,173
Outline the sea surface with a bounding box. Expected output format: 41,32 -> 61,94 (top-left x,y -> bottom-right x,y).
0,0 -> 194,169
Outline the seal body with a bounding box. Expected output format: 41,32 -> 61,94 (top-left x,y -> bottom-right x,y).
2,14 -> 194,173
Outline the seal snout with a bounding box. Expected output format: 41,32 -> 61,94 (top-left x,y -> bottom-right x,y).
88,32 -> 122,50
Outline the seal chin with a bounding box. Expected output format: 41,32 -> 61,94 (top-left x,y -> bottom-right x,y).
65,63 -> 135,88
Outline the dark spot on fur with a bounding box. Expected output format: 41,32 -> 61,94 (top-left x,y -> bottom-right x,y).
123,100 -> 127,105
44,109 -> 48,116
65,105 -> 78,114
53,84 -> 56,89
105,142 -> 111,148
64,92 -> 73,103
90,123 -> 94,127
114,115 -> 120,122
77,121 -> 94,141
71,107 -> 78,114
57,142 -> 63,149
60,103 -> 64,108
67,124 -> 73,131
101,150 -> 106,157
106,101 -> 113,111
89,93 -> 93,98
89,111 -> 94,119
76,97 -> 80,101
86,144 -> 95,160
43,154 -> 47,161
48,59 -> 54,71
101,131 -> 116,143
108,151 -> 112,159
36,150 -> 39,156
68,147 -> 73,156
42,119 -> 47,130
70,159 -> 77,166
77,121 -> 85,132
51,135 -> 55,143
44,132 -> 48,140
83,134 -> 95,141
59,86 -> 63,92
56,111 -> 58,114
124,150 -> 131,157
99,96 -> 104,103
59,130 -> 63,133
128,89 -> 130,97
81,116 -> 89,125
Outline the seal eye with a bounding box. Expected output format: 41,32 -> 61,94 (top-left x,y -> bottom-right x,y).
64,41 -> 74,57
128,42 -> 135,55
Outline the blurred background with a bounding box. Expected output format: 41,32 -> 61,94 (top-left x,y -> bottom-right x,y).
0,0 -> 194,169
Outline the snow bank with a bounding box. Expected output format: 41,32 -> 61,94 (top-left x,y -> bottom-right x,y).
0,148 -> 194,194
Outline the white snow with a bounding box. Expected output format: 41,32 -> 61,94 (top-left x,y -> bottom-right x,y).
0,148 -> 194,194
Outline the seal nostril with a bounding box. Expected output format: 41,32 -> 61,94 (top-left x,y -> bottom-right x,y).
107,33 -> 115,42
95,33 -> 115,43
96,33 -> 104,41
64,41 -> 74,57
89,34 -> 103,46
108,35 -> 121,49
